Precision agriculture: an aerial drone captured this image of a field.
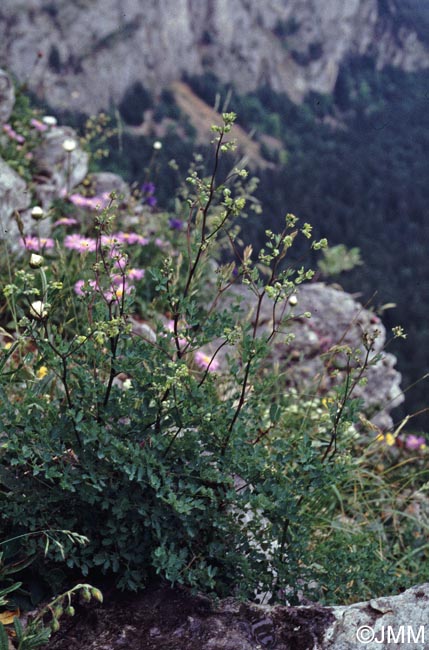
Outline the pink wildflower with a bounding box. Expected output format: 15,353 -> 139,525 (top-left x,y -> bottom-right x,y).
194,351 -> 219,372
100,234 -> 120,248
104,281 -> 134,302
53,217 -> 79,228
74,279 -> 98,296
69,192 -> 111,210
111,274 -> 125,286
114,231 -> 149,246
104,245 -> 126,268
69,194 -> 89,208
87,192 -> 111,210
3,124 -> 25,143
20,236 -> 54,252
113,254 -> 129,272
30,118 -> 48,132
126,268 -> 145,281
405,434 -> 426,451
64,234 -> 97,253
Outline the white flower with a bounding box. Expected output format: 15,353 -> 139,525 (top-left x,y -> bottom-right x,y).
62,138 -> 77,152
42,115 -> 58,127
29,253 -> 44,268
289,295 -> 298,306
153,140 -> 162,150
31,205 -> 44,221
122,378 -> 132,391
29,300 -> 48,320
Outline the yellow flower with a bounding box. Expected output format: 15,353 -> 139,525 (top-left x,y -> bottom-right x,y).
322,397 -> 334,409
36,366 -> 48,379
376,432 -> 396,446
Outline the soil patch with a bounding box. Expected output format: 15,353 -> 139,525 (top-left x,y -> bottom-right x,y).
45,584 -> 335,650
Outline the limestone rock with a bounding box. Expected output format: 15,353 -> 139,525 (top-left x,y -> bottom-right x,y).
0,0 -> 427,112
87,171 -> 130,203
0,68 -> 15,125
326,582 -> 429,649
0,156 -> 31,249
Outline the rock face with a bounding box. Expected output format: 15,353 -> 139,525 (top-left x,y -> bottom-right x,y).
0,67 -> 14,123
0,156 -> 31,246
44,582 -> 429,650
86,171 -> 130,203
0,0 -> 427,113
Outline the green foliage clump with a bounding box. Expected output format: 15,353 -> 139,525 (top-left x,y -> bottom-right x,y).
0,98 -> 428,619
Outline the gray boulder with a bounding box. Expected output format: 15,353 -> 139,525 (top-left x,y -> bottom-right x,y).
325,582 -> 429,649
0,68 -> 15,125
86,171 -> 130,203
0,156 -> 31,249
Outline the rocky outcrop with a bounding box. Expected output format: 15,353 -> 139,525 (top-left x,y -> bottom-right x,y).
86,171 -> 130,203
0,155 -> 31,246
0,67 -> 14,123
0,0 -> 427,113
45,582 -> 429,650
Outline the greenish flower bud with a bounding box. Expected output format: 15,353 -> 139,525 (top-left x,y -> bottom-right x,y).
82,588 -> 91,602
90,588 -> 103,603
51,619 -> 60,632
